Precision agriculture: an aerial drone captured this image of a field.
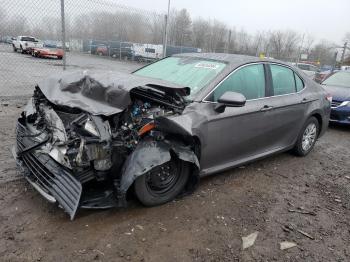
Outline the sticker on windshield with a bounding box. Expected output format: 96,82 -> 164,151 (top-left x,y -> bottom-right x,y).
195,62 -> 220,70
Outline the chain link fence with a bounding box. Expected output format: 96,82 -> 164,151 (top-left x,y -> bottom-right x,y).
1,0 -> 339,98
0,0 -> 202,97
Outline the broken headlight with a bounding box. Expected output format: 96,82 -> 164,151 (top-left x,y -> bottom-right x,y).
84,118 -> 100,137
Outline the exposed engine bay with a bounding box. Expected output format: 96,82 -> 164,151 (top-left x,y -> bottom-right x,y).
15,77 -> 199,219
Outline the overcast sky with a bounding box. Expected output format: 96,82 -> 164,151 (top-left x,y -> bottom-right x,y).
115,0 -> 349,44
2,0 -> 349,44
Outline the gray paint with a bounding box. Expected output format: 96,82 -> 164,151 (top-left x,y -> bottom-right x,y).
21,53 -> 331,216
38,53 -> 331,178
37,70 -> 188,116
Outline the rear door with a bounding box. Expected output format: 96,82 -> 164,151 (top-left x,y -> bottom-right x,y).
260,63 -> 308,150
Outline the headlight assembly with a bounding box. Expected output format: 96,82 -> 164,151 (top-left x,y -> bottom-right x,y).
84,119 -> 100,137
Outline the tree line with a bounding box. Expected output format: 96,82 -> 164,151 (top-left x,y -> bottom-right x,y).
0,5 -> 346,65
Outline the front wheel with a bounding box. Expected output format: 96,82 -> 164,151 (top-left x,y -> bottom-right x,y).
13,45 -> 17,52
134,159 -> 190,206
293,117 -> 319,156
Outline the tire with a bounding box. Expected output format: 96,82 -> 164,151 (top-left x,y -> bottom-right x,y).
13,45 -> 17,52
134,159 -> 190,206
292,116 -> 319,156
20,45 -> 25,54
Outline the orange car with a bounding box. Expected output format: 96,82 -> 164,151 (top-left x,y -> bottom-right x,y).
32,47 -> 63,59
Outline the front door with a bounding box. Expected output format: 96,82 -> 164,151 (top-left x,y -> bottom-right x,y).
200,63 -> 276,174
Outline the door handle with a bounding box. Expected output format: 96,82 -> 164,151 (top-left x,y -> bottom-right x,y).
260,105 -> 274,112
301,98 -> 309,103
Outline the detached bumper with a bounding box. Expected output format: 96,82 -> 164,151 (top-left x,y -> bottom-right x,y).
15,121 -> 82,220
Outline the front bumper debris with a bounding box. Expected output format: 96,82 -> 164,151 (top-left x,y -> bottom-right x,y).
15,121 -> 82,220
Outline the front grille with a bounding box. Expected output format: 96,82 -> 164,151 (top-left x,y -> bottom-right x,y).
16,122 -> 82,220
331,100 -> 342,108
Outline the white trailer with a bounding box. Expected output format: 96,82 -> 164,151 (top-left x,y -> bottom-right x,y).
132,43 -> 163,62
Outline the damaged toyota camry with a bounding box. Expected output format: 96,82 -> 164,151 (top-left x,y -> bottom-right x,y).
14,53 -> 331,219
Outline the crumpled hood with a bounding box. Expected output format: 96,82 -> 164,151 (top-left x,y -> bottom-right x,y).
37,70 -> 189,115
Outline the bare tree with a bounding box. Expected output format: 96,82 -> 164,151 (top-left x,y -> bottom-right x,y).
303,34 -> 315,55
168,8 -> 192,46
0,7 -> 7,36
309,40 -> 336,65
206,19 -> 227,52
191,18 -> 209,49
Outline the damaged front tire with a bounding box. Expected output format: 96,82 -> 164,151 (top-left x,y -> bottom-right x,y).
134,159 -> 190,206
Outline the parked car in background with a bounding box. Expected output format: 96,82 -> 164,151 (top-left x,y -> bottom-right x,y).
12,36 -> 44,54
295,63 -> 319,78
0,36 -> 14,44
31,47 -> 63,59
321,71 -> 350,125
315,70 -> 332,83
314,65 -> 335,83
96,44 -> 108,56
94,42 -> 133,59
132,43 -> 163,62
14,53 -> 330,219
44,40 -> 70,51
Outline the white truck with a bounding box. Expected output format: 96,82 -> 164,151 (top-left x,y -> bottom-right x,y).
12,36 -> 44,54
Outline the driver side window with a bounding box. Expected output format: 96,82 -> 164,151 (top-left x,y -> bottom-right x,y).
211,64 -> 266,101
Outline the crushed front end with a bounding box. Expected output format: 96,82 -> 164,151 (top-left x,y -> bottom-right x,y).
14,79 -> 199,219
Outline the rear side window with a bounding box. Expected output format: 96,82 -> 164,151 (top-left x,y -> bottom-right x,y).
211,64 -> 266,101
270,65 -> 296,95
294,74 -> 304,92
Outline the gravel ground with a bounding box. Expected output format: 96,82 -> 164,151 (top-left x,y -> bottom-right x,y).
0,99 -> 349,262
0,46 -> 349,261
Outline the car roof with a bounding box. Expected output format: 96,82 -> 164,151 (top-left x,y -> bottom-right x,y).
173,52 -> 289,67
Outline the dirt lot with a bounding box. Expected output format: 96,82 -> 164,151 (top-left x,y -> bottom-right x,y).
0,98 -> 349,262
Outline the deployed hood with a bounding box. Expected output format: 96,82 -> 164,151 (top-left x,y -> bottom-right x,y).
322,84 -> 350,101
37,70 -> 190,115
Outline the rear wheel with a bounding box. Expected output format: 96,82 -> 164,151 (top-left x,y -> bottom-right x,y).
13,45 -> 17,52
293,117 -> 319,156
134,158 -> 190,206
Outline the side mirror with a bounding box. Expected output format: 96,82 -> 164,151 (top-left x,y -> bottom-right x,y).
214,91 -> 246,113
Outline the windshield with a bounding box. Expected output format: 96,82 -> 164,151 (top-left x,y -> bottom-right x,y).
322,71 -> 350,88
133,57 -> 227,96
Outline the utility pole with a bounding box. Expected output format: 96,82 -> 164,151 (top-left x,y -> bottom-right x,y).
226,30 -> 231,53
60,0 -> 66,70
163,0 -> 171,58
340,41 -> 348,65
255,34 -> 262,57
296,33 -> 305,63
333,51 -> 338,69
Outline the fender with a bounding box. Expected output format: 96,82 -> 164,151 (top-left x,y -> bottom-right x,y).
118,138 -> 200,196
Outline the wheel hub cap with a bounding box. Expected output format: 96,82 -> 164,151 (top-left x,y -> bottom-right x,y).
302,123 -> 317,152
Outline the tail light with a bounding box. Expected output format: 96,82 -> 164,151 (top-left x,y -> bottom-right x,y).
326,94 -> 332,103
